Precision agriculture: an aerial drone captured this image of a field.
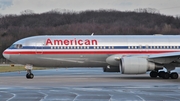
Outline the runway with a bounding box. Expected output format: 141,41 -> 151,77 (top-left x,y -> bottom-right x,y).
0,68 -> 180,101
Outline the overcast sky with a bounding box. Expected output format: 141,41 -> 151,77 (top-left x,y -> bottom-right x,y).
0,0 -> 180,16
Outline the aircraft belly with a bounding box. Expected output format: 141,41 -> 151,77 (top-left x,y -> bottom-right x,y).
11,54 -> 108,67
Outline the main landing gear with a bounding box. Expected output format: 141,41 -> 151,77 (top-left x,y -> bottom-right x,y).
25,64 -> 34,79
150,71 -> 179,79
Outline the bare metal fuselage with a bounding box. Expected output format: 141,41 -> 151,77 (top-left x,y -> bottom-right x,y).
3,35 -> 180,67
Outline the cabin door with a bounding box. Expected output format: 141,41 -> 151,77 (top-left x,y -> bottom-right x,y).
36,43 -> 43,54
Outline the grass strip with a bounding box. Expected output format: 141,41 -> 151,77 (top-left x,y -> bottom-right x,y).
0,66 -> 46,72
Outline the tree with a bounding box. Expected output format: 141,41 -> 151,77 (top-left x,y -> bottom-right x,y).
134,8 -> 160,14
20,9 -> 35,15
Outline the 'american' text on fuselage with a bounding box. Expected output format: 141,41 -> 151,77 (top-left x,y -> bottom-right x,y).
45,38 -> 98,46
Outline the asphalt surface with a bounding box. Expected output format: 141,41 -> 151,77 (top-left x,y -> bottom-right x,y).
0,67 -> 180,101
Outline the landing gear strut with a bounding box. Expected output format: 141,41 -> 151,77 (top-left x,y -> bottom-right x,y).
150,71 -> 179,79
25,64 -> 34,79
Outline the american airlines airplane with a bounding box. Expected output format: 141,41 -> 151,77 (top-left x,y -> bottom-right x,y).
2,35 -> 180,79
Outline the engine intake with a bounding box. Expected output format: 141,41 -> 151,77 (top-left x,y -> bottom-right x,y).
120,57 -> 155,74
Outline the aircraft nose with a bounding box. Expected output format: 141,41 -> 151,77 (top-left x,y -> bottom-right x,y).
3,50 -> 10,59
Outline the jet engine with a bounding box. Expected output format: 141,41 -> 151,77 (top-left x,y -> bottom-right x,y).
120,57 -> 155,74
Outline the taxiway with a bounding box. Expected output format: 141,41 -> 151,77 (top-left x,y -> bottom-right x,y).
0,68 -> 180,101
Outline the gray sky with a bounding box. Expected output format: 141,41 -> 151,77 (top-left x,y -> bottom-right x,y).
0,0 -> 180,16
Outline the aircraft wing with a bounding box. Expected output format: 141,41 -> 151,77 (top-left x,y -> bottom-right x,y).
147,52 -> 180,64
107,52 -> 180,66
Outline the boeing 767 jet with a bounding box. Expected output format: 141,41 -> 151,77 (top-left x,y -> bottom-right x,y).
3,35 -> 180,79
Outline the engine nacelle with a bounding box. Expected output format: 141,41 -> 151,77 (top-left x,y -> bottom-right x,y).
120,57 -> 155,74
103,65 -> 120,72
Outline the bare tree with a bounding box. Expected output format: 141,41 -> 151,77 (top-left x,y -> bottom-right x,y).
134,8 -> 160,14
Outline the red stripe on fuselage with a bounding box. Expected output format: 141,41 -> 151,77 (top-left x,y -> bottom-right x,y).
3,51 -> 179,55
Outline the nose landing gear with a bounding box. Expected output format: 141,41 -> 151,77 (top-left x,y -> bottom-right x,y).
26,69 -> 34,79
25,64 -> 34,79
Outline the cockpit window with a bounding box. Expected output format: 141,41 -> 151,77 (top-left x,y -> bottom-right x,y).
17,44 -> 22,48
10,44 -> 23,49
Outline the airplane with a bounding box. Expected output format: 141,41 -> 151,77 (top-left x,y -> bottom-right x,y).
2,35 -> 180,79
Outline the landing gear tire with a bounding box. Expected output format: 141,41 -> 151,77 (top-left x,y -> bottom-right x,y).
158,71 -> 165,78
150,71 -> 158,78
170,72 -> 179,79
162,72 -> 170,79
26,73 -> 34,79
